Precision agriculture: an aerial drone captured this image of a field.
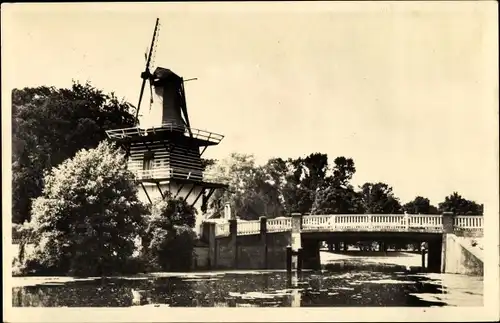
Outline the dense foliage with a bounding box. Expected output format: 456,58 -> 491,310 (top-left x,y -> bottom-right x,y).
18,142 -> 146,276
141,196 -> 197,272
206,153 -> 483,219
403,196 -> 439,215
438,192 -> 484,215
12,83 -> 137,224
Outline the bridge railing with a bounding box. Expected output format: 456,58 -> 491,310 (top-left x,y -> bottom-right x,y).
215,222 -> 230,237
301,214 -> 447,233
453,215 -> 484,235
238,220 -> 261,236
371,215 -> 407,231
213,214 -> 483,237
454,215 -> 483,228
408,214 -> 443,232
267,217 -> 292,233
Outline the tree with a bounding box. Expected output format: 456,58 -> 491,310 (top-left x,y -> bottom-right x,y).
201,158 -> 218,170
19,142 -> 146,276
289,153 -> 330,214
331,156 -> 356,187
263,153 -> 330,215
12,83 -> 137,224
403,196 -> 439,214
311,157 -> 364,214
360,182 -> 403,214
149,194 -> 197,228
312,183 -> 365,214
438,192 -> 483,215
207,153 -> 363,218
205,153 -> 281,220
141,195 -> 197,271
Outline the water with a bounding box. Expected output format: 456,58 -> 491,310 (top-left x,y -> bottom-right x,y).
12,270 -> 482,307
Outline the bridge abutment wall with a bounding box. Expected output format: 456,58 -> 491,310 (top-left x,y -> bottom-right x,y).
207,217 -> 292,270
440,212 -> 483,275
441,233 -> 483,275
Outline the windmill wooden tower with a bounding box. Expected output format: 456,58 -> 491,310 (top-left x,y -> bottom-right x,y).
106,18 -> 227,219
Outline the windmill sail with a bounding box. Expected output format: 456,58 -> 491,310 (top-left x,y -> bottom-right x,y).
135,18 -> 160,124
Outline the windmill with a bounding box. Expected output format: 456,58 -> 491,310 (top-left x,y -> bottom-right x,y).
134,18 -> 195,138
106,17 -> 227,222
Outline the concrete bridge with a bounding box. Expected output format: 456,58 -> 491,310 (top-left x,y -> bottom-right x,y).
201,212 -> 483,273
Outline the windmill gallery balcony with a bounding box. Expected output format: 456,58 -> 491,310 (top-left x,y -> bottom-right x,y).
132,166 -> 223,184
105,124 -> 224,147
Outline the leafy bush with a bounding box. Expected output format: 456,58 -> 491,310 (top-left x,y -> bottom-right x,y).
18,142 -> 147,277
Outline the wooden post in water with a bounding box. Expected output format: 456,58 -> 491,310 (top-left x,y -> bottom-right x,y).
421,242 -> 427,270
297,247 -> 303,275
286,245 -> 292,276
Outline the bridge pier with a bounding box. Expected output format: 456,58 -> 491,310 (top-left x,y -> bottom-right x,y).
260,216 -> 268,269
302,240 -> 321,270
286,213 -> 304,274
378,241 -> 387,252
440,212 -> 454,273
207,222 -> 216,269
427,239 -> 442,272
229,218 -> 238,268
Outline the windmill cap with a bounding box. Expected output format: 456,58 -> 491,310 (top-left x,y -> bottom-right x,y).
151,67 -> 182,85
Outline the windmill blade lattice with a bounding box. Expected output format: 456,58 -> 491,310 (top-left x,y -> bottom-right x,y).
135,18 -> 160,123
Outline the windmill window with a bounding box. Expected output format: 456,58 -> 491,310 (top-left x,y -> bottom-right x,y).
143,151 -> 155,170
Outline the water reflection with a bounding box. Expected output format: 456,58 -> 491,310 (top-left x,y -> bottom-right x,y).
12,269 -> 482,307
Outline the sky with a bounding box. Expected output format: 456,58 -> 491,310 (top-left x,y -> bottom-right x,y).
2,2 -> 498,208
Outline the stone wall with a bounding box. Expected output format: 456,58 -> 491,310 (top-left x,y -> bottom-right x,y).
442,233 -> 483,276
193,246 -> 209,269
266,232 -> 292,269
212,229 -> 291,270
215,236 -> 235,269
